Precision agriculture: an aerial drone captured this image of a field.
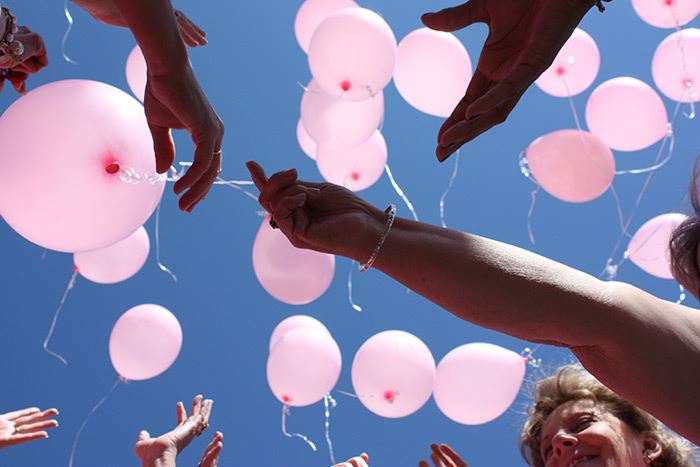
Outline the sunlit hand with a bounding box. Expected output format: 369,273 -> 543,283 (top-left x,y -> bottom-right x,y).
246,161 -> 385,261
0,407 -> 59,449
0,26 -> 48,94
334,453 -> 369,467
199,431 -> 223,467
418,443 -> 468,467
421,0 -> 596,161
134,395 -> 213,467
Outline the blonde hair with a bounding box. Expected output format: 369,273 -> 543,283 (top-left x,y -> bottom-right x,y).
519,365 -> 697,467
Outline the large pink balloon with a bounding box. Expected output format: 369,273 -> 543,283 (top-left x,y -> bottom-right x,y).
74,226 -> 150,284
433,343 -> 526,425
267,327 -> 342,407
0,80 -> 164,253
627,213 -> 688,279
109,304 -> 182,381
253,218 -> 335,305
632,0 -> 700,28
535,28 -> 600,97
300,79 -> 384,151
308,8 -> 397,101
393,28 -> 472,118
351,331 -> 436,418
297,119 -> 317,160
585,77 -> 668,152
125,45 -> 146,102
294,0 -> 358,53
316,131 -> 387,192
526,130 -> 615,203
269,315 -> 331,353
653,28 -> 700,103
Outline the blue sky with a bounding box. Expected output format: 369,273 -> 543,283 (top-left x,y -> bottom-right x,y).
0,1 -> 698,466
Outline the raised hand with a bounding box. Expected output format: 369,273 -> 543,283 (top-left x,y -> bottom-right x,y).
199,431 -> 224,467
421,0 -> 596,161
0,26 -> 48,94
334,453 -> 369,467
0,407 -> 59,448
418,443 -> 468,467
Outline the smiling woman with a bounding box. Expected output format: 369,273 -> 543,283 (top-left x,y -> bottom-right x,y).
521,365 -> 697,467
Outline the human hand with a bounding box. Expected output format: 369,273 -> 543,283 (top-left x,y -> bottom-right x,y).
418,443 -> 468,467
134,395 -> 213,466
199,432 -> 223,467
421,0 -> 595,161
334,453 -> 369,467
0,407 -> 59,449
0,26 -> 48,94
246,161 -> 386,261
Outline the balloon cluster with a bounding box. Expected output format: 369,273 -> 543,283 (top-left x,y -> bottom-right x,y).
267,316 -> 528,426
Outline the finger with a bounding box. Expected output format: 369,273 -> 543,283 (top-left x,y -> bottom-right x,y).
431,444 -> 456,467
268,184 -> 318,212
15,419 -> 58,433
440,101 -> 514,149
138,430 -> 150,441
14,408 -> 58,425
204,432 -> 223,455
200,441 -> 223,467
179,151 -> 221,212
258,168 -> 299,212
419,461 -> 431,467
149,123 -> 176,174
245,161 -> 269,193
464,78 -> 520,120
440,445 -> 468,467
173,135 -> 215,196
431,453 -> 447,467
190,394 -> 204,417
178,27 -> 199,48
176,12 -> 207,46
6,431 -> 48,446
176,401 -> 187,425
200,399 -> 213,423
5,407 -> 41,421
361,453 -> 369,462
421,0 -> 488,32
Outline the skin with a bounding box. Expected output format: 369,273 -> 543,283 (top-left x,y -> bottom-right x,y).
246,161 -> 700,446
334,453 -> 370,467
419,443 -> 469,467
0,407 -> 59,449
0,25 -> 48,94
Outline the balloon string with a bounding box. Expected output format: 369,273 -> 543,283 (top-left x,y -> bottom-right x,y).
281,404 -> 317,452
43,269 -> 78,365
527,186 -> 540,246
41,249 -> 48,261
562,78 -> 583,132
68,377 -> 123,467
155,201 -> 178,283
335,390 -> 359,399
61,0 -> 78,65
609,184 -> 627,238
520,345 -> 543,369
384,164 -> 418,221
347,261 -> 363,312
677,284 -> 687,305
439,151 -> 460,228
323,393 -> 337,465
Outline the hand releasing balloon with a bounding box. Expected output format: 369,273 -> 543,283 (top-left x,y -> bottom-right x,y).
421,0 -> 596,161
0,407 -> 59,449
0,26 -> 48,94
419,443 -> 469,467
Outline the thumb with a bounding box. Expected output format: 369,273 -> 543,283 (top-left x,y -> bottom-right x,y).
361,453 -> 369,462
138,430 -> 151,441
149,123 -> 176,174
421,0 -> 486,32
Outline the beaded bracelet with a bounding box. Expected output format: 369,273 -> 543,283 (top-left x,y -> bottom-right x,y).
0,7 -> 23,60
359,204 -> 397,273
594,0 -> 612,12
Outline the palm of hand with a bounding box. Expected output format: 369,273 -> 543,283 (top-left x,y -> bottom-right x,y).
134,433 -> 179,464
0,418 -> 15,443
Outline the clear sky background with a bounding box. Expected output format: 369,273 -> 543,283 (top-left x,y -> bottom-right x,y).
0,1 -> 698,466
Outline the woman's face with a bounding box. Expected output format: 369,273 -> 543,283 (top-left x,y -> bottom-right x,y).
539,399 -> 649,467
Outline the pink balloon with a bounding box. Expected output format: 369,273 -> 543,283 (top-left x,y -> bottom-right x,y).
253,217 -> 335,305
109,304 -> 182,381
267,327 -> 342,407
393,28 -> 472,118
297,119 -> 317,160
125,45 -> 146,102
308,8 -> 397,101
632,0 -> 700,28
627,213 -> 688,279
351,331 -> 436,418
74,226 -> 150,284
526,130 -> 615,203
300,79 -> 384,151
0,80 -> 165,253
433,343 -> 526,425
535,28 -> 600,97
585,77 -> 669,152
652,28 -> 700,103
294,0 -> 358,54
269,315 -> 331,353
316,131 -> 387,192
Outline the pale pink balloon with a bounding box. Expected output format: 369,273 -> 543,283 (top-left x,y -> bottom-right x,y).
253,218 -> 335,305
74,226 -> 150,284
301,79 -> 384,151
526,130 -> 615,203
297,119 -> 317,160
269,315 -> 331,353
267,327 -> 342,407
535,28 -> 600,97
308,8 -> 397,101
109,304 -> 182,381
652,28 -> 700,103
0,80 -> 165,253
316,131 -> 387,192
294,0 -> 359,53
393,28 -> 472,118
433,343 -> 526,425
351,331 -> 436,418
632,0 -> 700,28
585,77 -> 669,152
125,45 -> 146,102
627,213 -> 688,279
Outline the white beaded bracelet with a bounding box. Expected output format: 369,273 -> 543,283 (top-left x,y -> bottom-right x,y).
359,204 -> 397,272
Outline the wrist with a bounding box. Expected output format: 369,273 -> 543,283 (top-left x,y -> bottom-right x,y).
349,205 -> 395,264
